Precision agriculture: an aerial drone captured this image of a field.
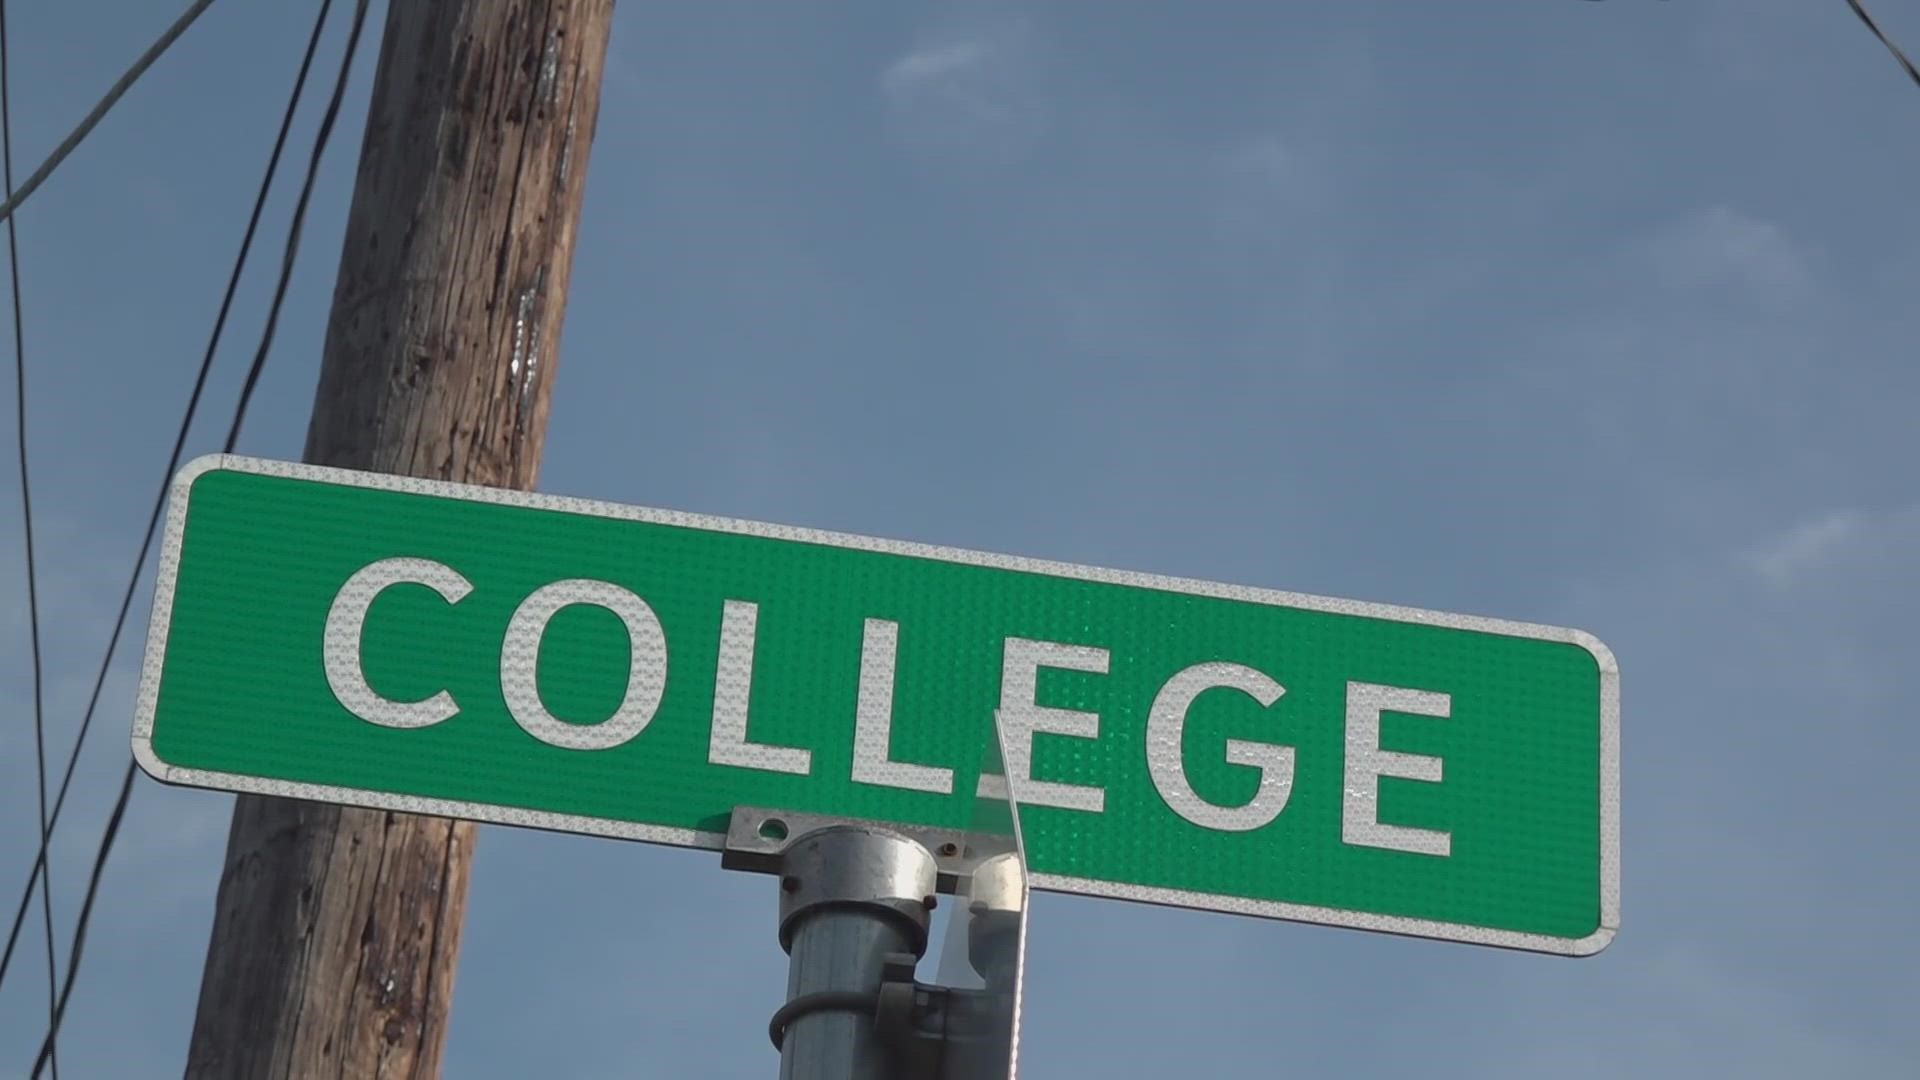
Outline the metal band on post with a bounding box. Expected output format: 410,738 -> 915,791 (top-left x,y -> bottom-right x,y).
775,824 -> 938,953
752,821 -> 938,1080
724,806 -> 1025,1079
767,990 -> 880,1051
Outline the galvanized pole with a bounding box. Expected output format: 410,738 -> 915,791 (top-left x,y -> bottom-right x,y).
769,826 -> 938,1080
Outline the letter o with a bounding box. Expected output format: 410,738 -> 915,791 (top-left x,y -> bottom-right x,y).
501,579 -> 667,751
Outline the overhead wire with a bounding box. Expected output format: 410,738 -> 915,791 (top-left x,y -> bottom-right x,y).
27,2 -> 370,1069
0,0 -> 343,1000
0,0 -> 216,228
0,0 -> 63,1075
1844,0 -> 1920,90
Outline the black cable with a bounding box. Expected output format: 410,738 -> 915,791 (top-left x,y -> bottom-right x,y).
0,0 -> 339,997
27,4 -> 368,1071
0,0 -> 216,227
1846,0 -> 1920,90
222,0 -> 364,455
1,2 -> 62,1076
768,991 -> 882,1050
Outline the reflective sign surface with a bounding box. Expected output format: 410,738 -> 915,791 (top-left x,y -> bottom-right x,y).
136,455 -> 1618,954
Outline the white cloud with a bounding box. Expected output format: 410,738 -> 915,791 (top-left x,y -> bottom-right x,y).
1643,206 -> 1811,297
1222,135 -> 1298,181
1741,509 -> 1864,588
1216,134 -> 1325,214
882,39 -> 994,98
880,21 -> 1046,166
1738,503 -> 1920,596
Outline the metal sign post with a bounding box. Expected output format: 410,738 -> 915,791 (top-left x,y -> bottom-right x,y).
724,723 -> 1030,1078
724,811 -> 1027,1079
767,821 -> 937,1078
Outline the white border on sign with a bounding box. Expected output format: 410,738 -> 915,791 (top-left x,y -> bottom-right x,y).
131,454 -> 1621,957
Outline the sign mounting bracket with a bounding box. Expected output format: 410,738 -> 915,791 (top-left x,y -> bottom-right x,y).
723,805 -> 1026,1079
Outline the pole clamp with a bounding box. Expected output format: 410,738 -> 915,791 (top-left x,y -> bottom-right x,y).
767,990 -> 881,1051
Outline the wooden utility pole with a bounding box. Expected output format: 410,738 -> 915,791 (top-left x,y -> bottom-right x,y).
184,2 -> 613,1076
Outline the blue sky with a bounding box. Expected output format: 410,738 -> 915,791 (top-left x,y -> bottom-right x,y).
3,1 -> 1918,1076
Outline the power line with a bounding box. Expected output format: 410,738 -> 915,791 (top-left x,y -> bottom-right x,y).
1846,0 -> 1920,90
28,1 -> 370,1070
0,0 -> 334,997
0,0 -> 63,1075
0,0 -> 215,227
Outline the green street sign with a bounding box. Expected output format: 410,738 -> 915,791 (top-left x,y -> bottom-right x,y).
135,455 -> 1619,955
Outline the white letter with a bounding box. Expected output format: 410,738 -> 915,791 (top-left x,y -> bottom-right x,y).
708,600 -> 811,775
851,618 -> 953,793
1343,681 -> 1451,856
502,579 -> 667,751
324,557 -> 471,728
1147,662 -> 1293,832
980,637 -> 1108,813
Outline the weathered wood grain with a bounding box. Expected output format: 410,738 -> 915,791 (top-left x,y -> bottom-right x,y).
185,3 -> 613,1076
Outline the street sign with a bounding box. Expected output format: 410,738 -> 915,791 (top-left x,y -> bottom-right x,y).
135,455 -> 1619,956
